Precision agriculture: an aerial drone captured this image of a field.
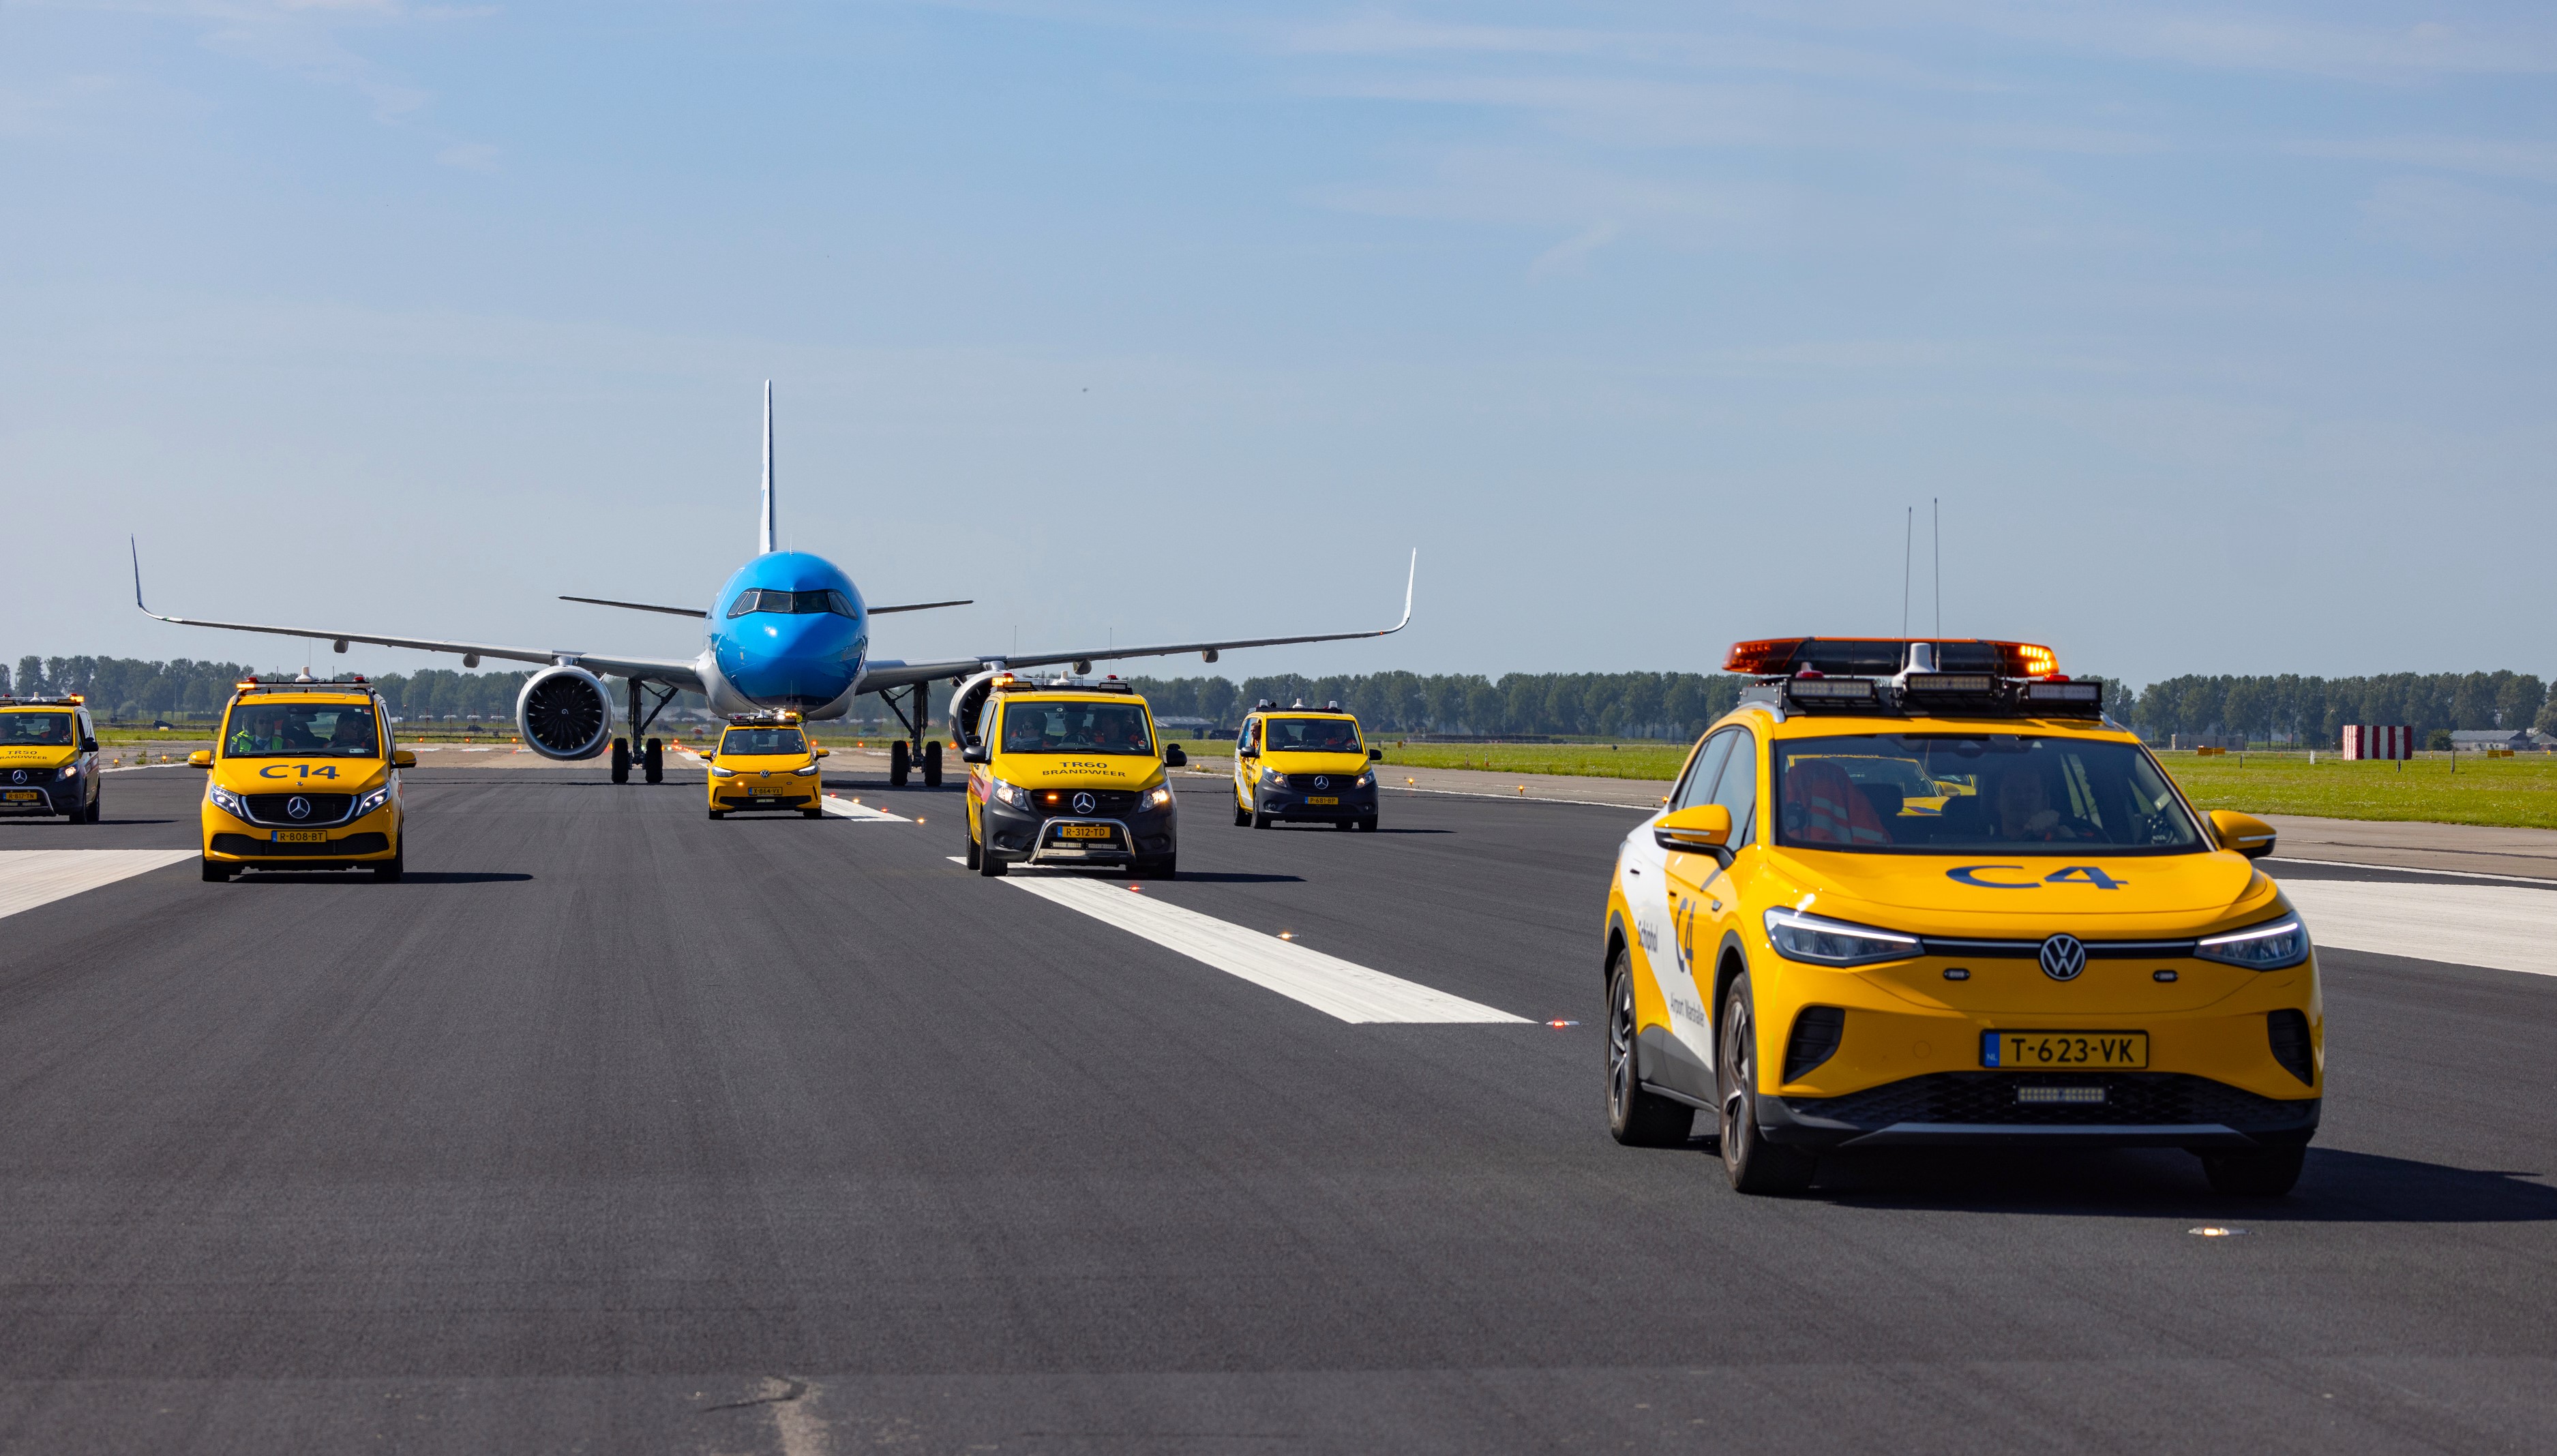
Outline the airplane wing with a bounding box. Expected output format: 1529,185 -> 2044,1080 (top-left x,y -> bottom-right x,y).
855,551 -> 1417,693
135,543 -> 704,691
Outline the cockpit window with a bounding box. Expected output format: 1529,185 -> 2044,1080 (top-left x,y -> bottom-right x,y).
726,589 -> 856,618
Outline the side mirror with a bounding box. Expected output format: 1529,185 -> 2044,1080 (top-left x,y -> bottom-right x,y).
1653,803 -> 1733,853
700,750 -> 715,761
816,747 -> 831,758
1368,747 -> 1383,761
961,740 -> 991,764
392,749 -> 417,768
1164,744 -> 1188,768
81,738 -> 101,753
2209,809 -> 2277,860
188,749 -> 213,768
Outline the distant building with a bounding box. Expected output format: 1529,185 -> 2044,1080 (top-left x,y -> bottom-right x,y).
1152,715 -> 1216,738
2449,730 -> 2530,753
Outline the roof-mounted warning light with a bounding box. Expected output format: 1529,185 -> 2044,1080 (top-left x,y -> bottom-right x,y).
1724,637 -> 2059,680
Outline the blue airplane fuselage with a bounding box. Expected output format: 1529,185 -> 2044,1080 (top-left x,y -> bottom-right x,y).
706,551 -> 869,712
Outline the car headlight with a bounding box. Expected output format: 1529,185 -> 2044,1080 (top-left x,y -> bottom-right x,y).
2195,916 -> 2308,970
208,783 -> 245,816
710,765 -> 738,778
1261,768 -> 1284,787
792,763 -> 820,776
1763,907 -> 1921,967
992,778 -> 1032,809
58,762 -> 80,780
1355,771 -> 1374,788
355,783 -> 393,816
1145,785 -> 1173,810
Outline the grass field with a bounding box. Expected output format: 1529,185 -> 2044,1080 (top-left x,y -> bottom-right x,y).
1373,742 -> 1692,780
2159,752 -> 2557,830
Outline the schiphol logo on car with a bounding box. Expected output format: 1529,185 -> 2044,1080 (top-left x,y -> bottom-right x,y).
2039,932 -> 2089,982
1073,791 -> 1096,815
287,797 -> 312,820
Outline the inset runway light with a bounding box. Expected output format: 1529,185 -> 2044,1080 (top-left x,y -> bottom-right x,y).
2189,1226 -> 2246,1237
1278,930 -> 1296,941
1546,1019 -> 1579,1029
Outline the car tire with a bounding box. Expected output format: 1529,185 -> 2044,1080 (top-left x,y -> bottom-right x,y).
1232,799 -> 1250,828
373,844 -> 404,882
200,858 -> 233,883
802,806 -> 822,819
708,808 -> 726,819
1133,855 -> 1176,880
1251,804 -> 1272,830
978,840 -> 1007,877
1718,971 -> 1819,1195
1358,817 -> 1377,832
2198,1145 -> 2305,1197
964,825 -> 983,870
1606,947 -> 1694,1147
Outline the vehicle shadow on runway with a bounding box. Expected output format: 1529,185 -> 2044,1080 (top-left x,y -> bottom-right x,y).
228,871 -> 535,885
1802,1147 -> 2557,1223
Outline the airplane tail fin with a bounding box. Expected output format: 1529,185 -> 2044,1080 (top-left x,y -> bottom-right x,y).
758,380 -> 777,555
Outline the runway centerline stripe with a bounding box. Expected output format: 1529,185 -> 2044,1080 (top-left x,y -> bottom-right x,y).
0,849 -> 199,922
2280,879 -> 2557,978
952,860 -> 1527,1024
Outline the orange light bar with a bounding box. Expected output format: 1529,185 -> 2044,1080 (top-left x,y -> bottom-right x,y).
2000,643 -> 2059,678
1723,639 -> 1806,675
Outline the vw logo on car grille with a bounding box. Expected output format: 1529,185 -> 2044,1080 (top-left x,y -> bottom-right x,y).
2039,933 -> 2088,982
1072,792 -> 1096,815
8,769 -> 24,785
286,796 -> 312,820
1313,776 -> 1329,790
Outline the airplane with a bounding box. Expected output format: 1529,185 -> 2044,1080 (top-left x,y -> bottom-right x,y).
133,383 -> 1416,787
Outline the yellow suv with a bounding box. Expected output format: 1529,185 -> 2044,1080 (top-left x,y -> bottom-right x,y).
706,714 -> 828,818
1602,638 -> 2318,1198
1232,700 -> 1381,831
0,694 -> 103,823
957,675 -> 1184,878
192,677 -> 413,882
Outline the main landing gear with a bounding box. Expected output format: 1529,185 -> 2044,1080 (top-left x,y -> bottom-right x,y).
610,679 -> 675,784
880,683 -> 942,789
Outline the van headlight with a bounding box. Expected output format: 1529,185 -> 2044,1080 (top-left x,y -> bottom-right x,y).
792,763 -> 819,776
2195,917 -> 2308,970
992,778 -> 1032,809
710,765 -> 738,778
1144,785 -> 1173,810
58,762 -> 80,780
1355,770 -> 1374,788
209,783 -> 246,817
1261,768 -> 1285,787
355,783 -> 393,816
1763,907 -> 1921,967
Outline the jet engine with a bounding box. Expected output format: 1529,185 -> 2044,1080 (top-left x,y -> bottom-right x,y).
516,665 -> 615,760
948,668 -> 1006,750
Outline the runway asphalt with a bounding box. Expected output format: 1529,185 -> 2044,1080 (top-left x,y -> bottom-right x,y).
1,763 -> 2554,1454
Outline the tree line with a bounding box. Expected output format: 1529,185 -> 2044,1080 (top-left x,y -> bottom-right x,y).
14,654 -> 2555,746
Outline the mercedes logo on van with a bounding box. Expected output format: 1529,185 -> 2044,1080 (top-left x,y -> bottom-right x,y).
2039,933 -> 2087,982
1073,792 -> 1096,815
287,796 -> 312,820
8,770 -> 24,785
1314,776 -> 1329,790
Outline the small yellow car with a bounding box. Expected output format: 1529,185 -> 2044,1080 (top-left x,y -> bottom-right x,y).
192,677 -> 412,881
1231,700 -> 1381,831
958,675 -> 1183,878
706,714 -> 828,818
1602,638 -> 2318,1198
0,694 -> 104,823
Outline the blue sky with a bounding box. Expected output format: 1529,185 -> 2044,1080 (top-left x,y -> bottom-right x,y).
5,1 -> 2552,687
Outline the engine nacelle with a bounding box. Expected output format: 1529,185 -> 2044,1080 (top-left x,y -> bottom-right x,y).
948,668 -> 1006,750
516,665 -> 614,760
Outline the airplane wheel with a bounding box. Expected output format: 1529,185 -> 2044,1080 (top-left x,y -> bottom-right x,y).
923,740 -> 942,788
610,738 -> 631,784
644,738 -> 663,784
890,740 -> 911,787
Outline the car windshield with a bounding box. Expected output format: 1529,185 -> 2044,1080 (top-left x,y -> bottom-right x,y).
1,713 -> 76,746
1773,733 -> 2202,854
222,703 -> 380,758
1266,717 -> 1362,753
722,728 -> 807,755
1002,701 -> 1154,755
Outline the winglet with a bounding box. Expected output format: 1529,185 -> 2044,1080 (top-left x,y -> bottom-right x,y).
131,536 -> 166,620
758,380 -> 777,556
1396,548 -> 1417,631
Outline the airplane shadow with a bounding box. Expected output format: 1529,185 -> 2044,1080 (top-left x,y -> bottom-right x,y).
1748,1145 -> 2557,1224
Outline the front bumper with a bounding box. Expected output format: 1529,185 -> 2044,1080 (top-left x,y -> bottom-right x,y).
711,774 -> 820,810
1255,779 -> 1378,821
1763,1072 -> 2320,1151
201,800 -> 399,866
981,796 -> 1178,864
0,776 -> 76,815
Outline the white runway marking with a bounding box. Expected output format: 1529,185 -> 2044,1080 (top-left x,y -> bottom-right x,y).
2283,879 -> 2557,978
0,850 -> 200,922
951,859 -> 1526,1024
821,797 -> 909,822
